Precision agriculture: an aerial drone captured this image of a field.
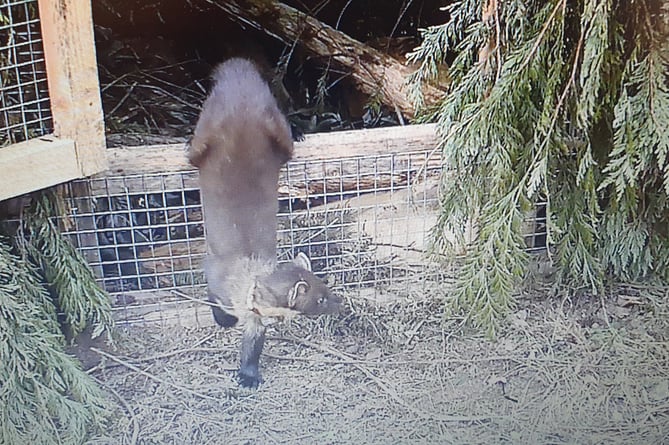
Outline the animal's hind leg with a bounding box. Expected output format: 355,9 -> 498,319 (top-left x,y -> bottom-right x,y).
238,317 -> 266,388
209,293 -> 238,327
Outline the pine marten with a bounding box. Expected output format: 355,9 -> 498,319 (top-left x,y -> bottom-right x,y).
189,58 -> 341,388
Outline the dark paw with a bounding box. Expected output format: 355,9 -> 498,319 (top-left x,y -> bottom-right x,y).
212,306 -> 238,328
290,123 -> 305,142
237,369 -> 262,388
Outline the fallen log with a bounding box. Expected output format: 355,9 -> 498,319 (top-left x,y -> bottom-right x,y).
203,0 -> 445,120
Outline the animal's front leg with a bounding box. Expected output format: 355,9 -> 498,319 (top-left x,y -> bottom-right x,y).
238,317 -> 266,388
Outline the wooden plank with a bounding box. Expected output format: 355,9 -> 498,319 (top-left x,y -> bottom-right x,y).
105,123 -> 440,176
91,124 -> 441,196
296,123 -> 439,159
0,136 -> 79,201
38,0 -> 107,176
93,150 -> 442,198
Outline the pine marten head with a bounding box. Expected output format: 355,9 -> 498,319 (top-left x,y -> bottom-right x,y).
255,253 -> 342,317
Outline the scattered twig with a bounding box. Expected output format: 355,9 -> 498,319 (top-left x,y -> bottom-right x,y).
277,335 -> 502,423
171,289 -> 216,307
93,375 -> 140,445
90,347 -> 220,401
108,82 -> 138,118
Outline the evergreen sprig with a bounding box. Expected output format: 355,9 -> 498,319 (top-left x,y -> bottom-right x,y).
18,191 -> 114,340
0,238 -> 109,445
598,46 -> 669,281
410,0 -> 669,334
0,190 -> 114,443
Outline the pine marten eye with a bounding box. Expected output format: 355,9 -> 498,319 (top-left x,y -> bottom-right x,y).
318,296 -> 327,305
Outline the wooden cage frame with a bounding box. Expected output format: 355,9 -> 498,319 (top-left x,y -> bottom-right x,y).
1,0 -> 440,202
1,0 -> 106,201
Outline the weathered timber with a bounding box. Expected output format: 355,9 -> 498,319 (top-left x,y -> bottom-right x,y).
203,0 -> 444,119
39,0 -> 107,176
92,124 -> 441,198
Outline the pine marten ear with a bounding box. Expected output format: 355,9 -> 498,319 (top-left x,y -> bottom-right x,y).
287,280 -> 309,308
292,252 -> 312,272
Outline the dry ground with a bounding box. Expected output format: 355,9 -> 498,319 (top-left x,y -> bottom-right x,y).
85,281 -> 669,445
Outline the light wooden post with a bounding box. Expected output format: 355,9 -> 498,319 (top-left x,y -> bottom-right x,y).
38,0 -> 107,176
0,0 -> 108,201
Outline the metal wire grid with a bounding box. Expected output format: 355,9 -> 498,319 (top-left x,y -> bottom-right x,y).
0,0 -> 52,146
64,150 -> 447,328
66,172 -> 204,289
278,152 -> 444,291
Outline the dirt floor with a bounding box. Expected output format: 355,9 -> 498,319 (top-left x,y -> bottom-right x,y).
84,281 -> 669,445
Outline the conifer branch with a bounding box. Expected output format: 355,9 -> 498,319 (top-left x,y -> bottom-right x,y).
414,0 -> 669,334
521,0 -> 565,70
0,236 -> 110,444
17,191 -> 114,340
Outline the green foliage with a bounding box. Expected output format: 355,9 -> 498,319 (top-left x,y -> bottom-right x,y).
17,191 -> 114,339
0,190 -> 114,444
0,239 -> 110,445
409,0 -> 669,335
598,46 -> 669,281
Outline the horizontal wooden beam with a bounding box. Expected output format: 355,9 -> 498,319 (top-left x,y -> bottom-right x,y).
105,123 -> 440,176
0,136 -> 79,201
88,124 -> 442,197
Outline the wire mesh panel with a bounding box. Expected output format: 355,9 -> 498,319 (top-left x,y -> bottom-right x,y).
0,0 -> 52,147
279,152 -> 445,294
65,149 -> 447,328
66,171 -> 206,327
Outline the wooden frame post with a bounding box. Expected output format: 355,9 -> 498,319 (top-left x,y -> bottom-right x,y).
38,0 -> 107,176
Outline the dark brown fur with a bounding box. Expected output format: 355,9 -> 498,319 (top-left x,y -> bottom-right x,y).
189,58 -> 293,260
190,58 -> 341,388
